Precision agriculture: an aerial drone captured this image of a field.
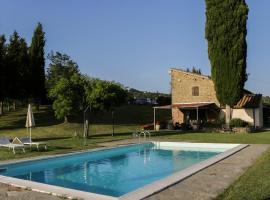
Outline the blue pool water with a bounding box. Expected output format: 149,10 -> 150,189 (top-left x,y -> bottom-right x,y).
0,143 -> 220,197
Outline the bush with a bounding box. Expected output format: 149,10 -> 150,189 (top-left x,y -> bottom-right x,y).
230,118 -> 249,127
167,119 -> 174,130
180,123 -> 193,131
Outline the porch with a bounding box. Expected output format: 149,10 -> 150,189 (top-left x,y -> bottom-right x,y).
154,102 -> 220,130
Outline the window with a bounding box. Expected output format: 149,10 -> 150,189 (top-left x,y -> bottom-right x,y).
192,86 -> 199,96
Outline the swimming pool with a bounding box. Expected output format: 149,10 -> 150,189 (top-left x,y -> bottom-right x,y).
0,142 -> 246,200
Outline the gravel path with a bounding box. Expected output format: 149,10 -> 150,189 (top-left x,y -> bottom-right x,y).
0,183 -> 61,200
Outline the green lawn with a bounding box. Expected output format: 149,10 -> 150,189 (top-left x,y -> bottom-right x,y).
0,104 -> 171,138
216,148 -> 270,200
0,105 -> 270,199
0,104 -> 169,160
154,131 -> 270,144
0,135 -> 131,161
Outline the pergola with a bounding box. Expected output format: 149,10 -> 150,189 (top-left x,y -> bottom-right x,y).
153,105 -> 172,130
153,102 -> 217,130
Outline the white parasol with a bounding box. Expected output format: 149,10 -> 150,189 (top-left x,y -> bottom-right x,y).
25,104 -> 35,146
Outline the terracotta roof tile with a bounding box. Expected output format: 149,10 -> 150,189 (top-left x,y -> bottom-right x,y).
234,94 -> 262,108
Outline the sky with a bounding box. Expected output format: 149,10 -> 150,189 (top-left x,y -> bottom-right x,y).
0,0 -> 269,95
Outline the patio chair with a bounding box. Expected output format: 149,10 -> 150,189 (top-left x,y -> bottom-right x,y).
0,138 -> 25,154
13,137 -> 47,151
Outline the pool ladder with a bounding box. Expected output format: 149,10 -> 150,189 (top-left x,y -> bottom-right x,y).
135,130 -> 151,143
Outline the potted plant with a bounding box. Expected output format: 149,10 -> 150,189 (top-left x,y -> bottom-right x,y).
155,121 -> 160,131
167,119 -> 174,130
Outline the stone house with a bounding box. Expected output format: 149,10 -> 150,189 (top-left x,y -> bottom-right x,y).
170,68 -> 264,128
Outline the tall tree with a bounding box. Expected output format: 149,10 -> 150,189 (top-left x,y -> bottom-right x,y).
205,0 -> 248,122
29,22 -> 46,107
48,74 -> 85,123
6,31 -> 22,109
0,35 -> 6,115
85,78 -> 127,111
46,51 -> 79,90
18,38 -> 30,100
6,32 -> 30,109
47,52 -> 82,122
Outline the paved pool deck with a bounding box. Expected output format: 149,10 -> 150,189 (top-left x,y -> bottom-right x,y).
0,139 -> 268,200
145,144 -> 269,200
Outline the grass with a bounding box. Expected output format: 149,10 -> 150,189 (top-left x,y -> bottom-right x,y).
153,131 -> 270,144
216,148 -> 270,200
2,130 -> 270,161
0,104 -> 171,138
0,135 -> 131,161
1,105 -> 270,199
0,104 -> 170,161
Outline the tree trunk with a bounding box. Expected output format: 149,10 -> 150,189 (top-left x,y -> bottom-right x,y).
13,100 -> 16,110
84,120 -> 89,138
0,101 -> 3,115
64,116 -> 68,123
7,101 -> 10,112
35,101 -> 40,111
225,105 -> 232,125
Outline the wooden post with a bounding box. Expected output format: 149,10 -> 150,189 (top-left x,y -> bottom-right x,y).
112,110 -> 115,136
253,108 -> 256,130
196,106 -> 199,123
154,107 -> 156,131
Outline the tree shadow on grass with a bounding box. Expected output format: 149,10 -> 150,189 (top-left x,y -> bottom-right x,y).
0,105 -> 62,130
32,136 -> 72,142
69,104 -> 171,125
0,118 -> 28,130
89,132 -> 131,138
26,146 -> 73,153
33,109 -> 62,127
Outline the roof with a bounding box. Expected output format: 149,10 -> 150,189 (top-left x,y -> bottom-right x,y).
234,94 -> 262,109
169,68 -> 211,79
155,97 -> 261,110
243,89 -> 253,95
153,102 -> 217,110
173,102 -> 217,109
153,105 -> 172,109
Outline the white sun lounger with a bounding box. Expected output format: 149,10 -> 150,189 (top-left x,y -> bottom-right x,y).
0,138 -> 25,154
13,137 -> 47,151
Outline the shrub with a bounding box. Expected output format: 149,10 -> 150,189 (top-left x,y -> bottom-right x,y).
180,123 -> 192,131
230,118 -> 249,127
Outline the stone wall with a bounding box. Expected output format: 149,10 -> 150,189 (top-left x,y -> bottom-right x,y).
170,68 -> 264,127
170,69 -> 219,124
172,107 -> 184,124
170,69 -> 219,105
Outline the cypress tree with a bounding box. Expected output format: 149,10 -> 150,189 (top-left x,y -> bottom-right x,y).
6,32 -> 30,109
18,38 -> 30,100
205,0 -> 248,107
0,35 -> 6,115
6,31 -> 22,108
29,22 -> 46,107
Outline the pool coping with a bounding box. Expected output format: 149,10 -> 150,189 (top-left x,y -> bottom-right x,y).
0,142 -> 248,200
119,143 -> 248,200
